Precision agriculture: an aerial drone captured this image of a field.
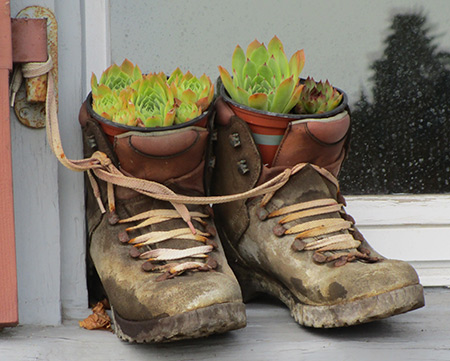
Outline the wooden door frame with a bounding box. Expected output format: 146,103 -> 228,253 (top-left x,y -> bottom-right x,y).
0,0 -> 18,328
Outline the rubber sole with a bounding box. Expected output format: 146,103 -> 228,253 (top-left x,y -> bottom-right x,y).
233,263 -> 425,328
112,302 -> 247,343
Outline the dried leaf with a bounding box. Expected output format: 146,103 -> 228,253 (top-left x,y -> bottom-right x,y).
79,301 -> 112,332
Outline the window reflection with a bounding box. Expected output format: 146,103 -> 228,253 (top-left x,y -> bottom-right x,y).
340,12 -> 450,194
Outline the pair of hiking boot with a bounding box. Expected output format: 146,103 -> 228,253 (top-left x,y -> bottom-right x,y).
79,96 -> 424,343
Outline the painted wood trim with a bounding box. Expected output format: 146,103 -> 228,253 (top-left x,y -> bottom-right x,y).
0,0 -> 18,327
345,195 -> 450,226
58,0 -> 88,323
0,70 -> 18,327
82,0 -> 110,96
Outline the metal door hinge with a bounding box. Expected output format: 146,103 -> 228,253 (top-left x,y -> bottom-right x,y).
10,6 -> 58,129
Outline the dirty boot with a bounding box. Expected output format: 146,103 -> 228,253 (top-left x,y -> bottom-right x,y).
211,98 -> 424,328
79,100 -> 246,342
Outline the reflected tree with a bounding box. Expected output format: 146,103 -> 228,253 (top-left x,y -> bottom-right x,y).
340,12 -> 450,194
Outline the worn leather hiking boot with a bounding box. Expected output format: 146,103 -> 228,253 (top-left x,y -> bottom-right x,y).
79,101 -> 246,342
211,98 -> 424,328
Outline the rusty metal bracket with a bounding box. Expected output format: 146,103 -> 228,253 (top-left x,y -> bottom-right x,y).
11,6 -> 58,129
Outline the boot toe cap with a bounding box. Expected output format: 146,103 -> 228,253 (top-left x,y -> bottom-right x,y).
291,258 -> 421,306
106,270 -> 243,321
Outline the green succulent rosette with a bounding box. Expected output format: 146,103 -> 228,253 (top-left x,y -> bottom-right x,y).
168,68 -> 214,111
91,58 -> 142,95
219,36 -> 305,114
131,74 -> 176,127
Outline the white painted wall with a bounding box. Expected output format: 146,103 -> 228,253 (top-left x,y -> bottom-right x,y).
9,0 -> 450,326
108,0 -> 450,103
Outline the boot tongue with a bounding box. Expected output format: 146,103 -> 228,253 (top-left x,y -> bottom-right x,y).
271,111 -> 350,176
258,111 -> 350,186
114,128 -> 208,194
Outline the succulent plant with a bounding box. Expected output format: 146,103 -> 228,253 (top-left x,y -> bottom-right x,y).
110,88 -> 138,126
91,58 -> 142,95
218,36 -> 305,114
295,77 -> 343,114
91,60 -> 213,127
91,84 -> 122,121
168,68 -> 214,110
131,74 -> 176,127
174,101 -> 202,124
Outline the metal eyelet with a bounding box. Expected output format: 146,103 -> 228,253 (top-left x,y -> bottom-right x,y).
210,130 -> 218,141
229,132 -> 241,148
237,159 -> 249,175
86,135 -> 97,150
208,156 -> 216,169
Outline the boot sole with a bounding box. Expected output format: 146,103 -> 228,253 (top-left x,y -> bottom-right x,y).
111,302 -> 246,343
233,262 -> 424,328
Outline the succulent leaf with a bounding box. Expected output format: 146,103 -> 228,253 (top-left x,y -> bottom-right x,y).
243,60 -> 257,81
257,64 -> 274,85
167,67 -> 183,84
180,88 -> 198,104
232,46 -> 246,87
268,55 -> 282,83
271,76 -> 295,113
282,83 -> 304,114
268,36 -> 289,78
248,93 -> 269,111
246,39 -> 263,58
96,59 -> 142,93
249,45 -> 269,68
289,50 -> 305,81
236,87 -> 250,106
131,76 -> 176,127
91,73 -> 99,95
219,65 -> 239,100
267,36 -> 284,55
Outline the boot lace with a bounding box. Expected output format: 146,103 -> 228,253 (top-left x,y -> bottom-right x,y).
257,163 -> 380,267
117,209 -> 219,281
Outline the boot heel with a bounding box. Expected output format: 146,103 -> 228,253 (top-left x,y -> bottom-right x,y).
230,263 -> 263,302
231,260 -> 300,311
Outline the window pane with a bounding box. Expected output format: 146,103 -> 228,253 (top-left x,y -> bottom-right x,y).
340,12 -> 450,194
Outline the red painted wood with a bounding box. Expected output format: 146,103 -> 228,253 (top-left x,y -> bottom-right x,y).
11,18 -> 48,63
0,0 -> 18,328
